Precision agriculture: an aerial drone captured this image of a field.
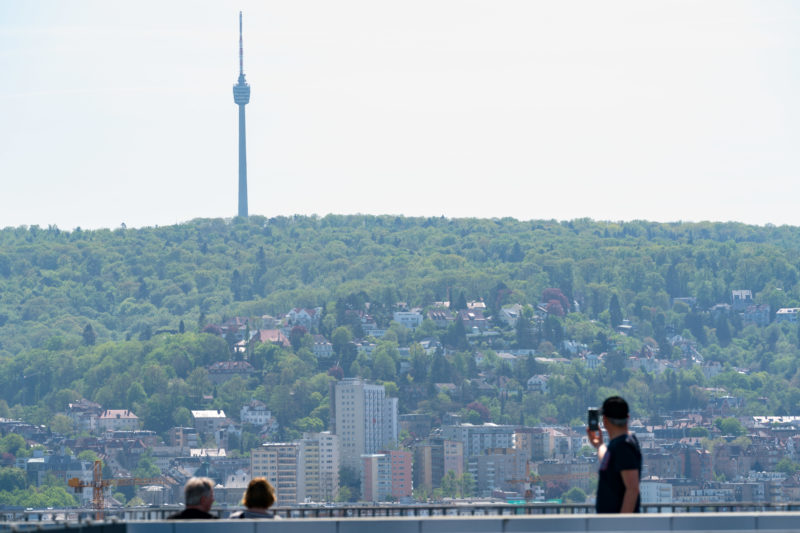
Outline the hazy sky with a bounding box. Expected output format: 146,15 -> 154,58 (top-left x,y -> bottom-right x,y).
1,1 -> 798,230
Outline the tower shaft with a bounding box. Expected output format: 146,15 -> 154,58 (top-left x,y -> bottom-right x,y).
238,105 -> 248,217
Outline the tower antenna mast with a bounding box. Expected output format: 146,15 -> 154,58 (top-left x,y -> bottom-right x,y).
239,11 -> 244,78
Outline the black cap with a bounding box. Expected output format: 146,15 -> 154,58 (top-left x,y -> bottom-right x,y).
601,396 -> 629,420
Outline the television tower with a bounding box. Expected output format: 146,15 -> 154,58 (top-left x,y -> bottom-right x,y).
233,11 -> 250,217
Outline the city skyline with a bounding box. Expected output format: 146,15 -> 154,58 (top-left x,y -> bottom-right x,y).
1,1 -> 799,230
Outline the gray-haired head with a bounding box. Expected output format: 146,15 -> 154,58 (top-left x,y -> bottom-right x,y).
184,477 -> 214,506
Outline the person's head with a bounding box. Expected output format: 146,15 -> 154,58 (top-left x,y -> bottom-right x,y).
242,477 -> 276,510
184,477 -> 215,511
601,396 -> 629,428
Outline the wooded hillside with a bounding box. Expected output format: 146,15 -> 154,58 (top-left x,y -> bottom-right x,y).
1,215 -> 799,437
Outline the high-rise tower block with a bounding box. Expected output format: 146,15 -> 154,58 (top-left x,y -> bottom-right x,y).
233,11 -> 250,217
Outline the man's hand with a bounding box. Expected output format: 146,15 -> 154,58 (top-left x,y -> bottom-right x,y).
586,427 -> 603,449
586,427 -> 607,461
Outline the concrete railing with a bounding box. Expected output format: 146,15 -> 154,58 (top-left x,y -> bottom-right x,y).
6,513 -> 800,533
8,502 -> 800,522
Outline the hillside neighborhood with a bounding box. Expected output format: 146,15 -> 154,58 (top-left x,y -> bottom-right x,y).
3,286 -> 800,510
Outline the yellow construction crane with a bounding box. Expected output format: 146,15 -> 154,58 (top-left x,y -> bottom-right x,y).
67,460 -> 167,519
506,462 -> 541,501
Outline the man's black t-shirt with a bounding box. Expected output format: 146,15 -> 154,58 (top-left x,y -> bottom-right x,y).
596,433 -> 641,513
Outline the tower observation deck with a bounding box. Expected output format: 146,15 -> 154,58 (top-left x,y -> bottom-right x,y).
233,11 -> 250,217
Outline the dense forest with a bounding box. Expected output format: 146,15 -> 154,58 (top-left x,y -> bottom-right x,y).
1,215 -> 799,442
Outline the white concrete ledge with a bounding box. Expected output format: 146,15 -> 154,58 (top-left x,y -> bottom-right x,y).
118,512 -> 800,533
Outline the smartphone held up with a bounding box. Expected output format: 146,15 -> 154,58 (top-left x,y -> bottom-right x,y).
587,407 -> 599,431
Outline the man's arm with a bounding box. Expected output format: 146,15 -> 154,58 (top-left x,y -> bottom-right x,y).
619,469 -> 640,513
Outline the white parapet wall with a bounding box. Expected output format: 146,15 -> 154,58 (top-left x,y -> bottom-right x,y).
121,513 -> 800,533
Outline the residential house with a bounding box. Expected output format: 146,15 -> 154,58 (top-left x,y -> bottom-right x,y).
312,334 -> 334,359
645,444 -> 712,482
66,399 -> 102,434
207,360 -> 255,384
98,410 -> 139,432
626,354 -> 666,374
536,458 -> 595,492
418,338 -> 441,354
672,297 -> 697,309
709,394 -> 744,411
457,309 -> 488,331
393,310 -> 424,330
561,340 -> 584,356
743,304 -> 770,327
0,419 -> 49,441
498,304 -> 523,327
427,308 -> 455,328
360,314 -> 384,337
209,469 -> 250,505
213,422 -> 242,450
731,290 -> 754,310
526,375 -> 549,393
467,300 -> 486,310
710,303 -> 732,320
25,450 -> 92,488
101,430 -> 160,471
167,426 -> 199,449
702,361 -> 723,380
496,352 -> 518,368
220,317 -> 252,342
582,352 -> 604,370
251,329 -> 289,348
522,427 -> 573,461
240,400 -> 279,435
776,308 -> 800,323
286,307 -> 322,330
434,383 -> 457,395
260,314 -> 279,329
534,356 -> 570,367
355,341 -> 376,355
191,410 -> 229,435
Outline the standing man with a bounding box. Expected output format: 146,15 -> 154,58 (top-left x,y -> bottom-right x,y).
587,396 -> 641,513
168,477 -> 217,519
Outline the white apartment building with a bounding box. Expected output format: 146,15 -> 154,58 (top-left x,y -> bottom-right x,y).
332,378 -> 398,472
776,308 -> 800,323
641,480 -> 674,505
441,423 -> 516,465
191,409 -> 228,434
361,454 -> 393,502
301,431 -> 340,502
251,443 -> 303,506
392,311 -> 424,330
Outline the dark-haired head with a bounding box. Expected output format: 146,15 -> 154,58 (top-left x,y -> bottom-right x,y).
242,477 -> 276,510
601,396 -> 629,427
